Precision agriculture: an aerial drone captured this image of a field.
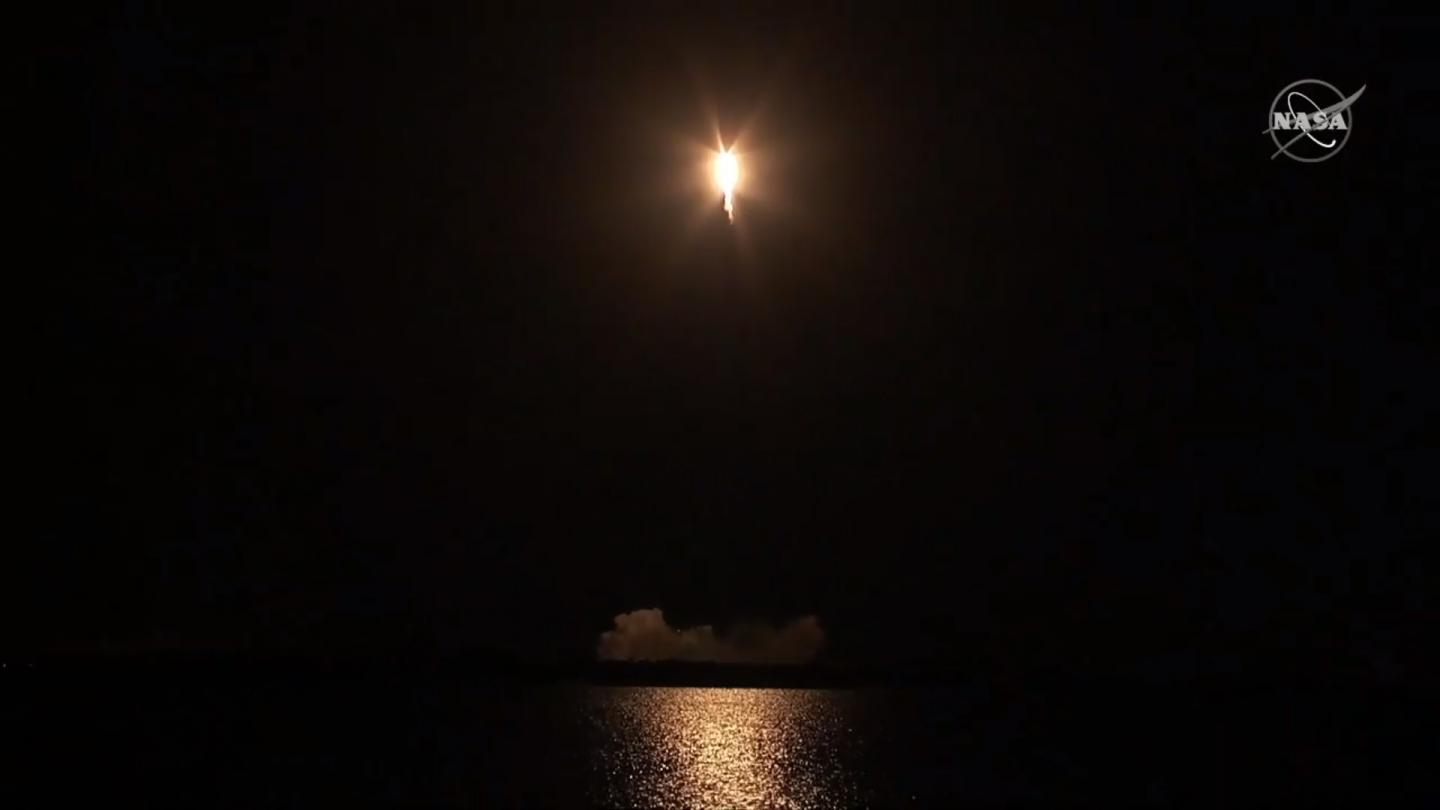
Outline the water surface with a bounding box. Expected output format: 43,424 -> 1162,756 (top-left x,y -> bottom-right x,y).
24,678 -> 1420,806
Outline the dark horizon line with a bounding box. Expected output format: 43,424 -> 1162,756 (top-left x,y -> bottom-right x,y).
5,648 -> 1413,692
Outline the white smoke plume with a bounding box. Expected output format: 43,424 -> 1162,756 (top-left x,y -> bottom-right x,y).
597,608 -> 825,664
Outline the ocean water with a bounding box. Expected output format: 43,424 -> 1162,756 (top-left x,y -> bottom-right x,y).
580,687 -> 870,808
19,679 -> 1428,806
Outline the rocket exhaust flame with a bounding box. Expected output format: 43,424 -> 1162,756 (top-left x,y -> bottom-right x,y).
714,150 -> 739,223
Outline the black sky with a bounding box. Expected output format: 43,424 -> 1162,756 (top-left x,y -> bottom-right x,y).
37,6 -> 1434,672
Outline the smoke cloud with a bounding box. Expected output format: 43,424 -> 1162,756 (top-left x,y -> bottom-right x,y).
597,608 -> 825,665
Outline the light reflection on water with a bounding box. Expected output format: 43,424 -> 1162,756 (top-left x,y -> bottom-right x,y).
584,687 -> 868,809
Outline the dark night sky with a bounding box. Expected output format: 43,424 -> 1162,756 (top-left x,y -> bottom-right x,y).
35,6 -> 1434,671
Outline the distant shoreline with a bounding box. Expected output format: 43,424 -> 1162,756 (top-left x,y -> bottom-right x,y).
6,650 -> 1410,693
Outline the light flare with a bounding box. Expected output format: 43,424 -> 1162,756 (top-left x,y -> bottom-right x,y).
714,150 -> 739,223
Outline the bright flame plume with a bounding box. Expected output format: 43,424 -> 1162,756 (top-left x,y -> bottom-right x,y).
714,150 -> 739,223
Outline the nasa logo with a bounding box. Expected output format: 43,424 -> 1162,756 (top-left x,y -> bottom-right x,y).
1264,79 -> 1366,162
